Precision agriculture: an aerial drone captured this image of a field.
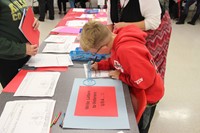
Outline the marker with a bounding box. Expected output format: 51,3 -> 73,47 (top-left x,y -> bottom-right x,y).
59,113 -> 66,128
50,112 -> 62,127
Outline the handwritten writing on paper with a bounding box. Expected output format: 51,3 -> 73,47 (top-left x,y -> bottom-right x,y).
75,86 -> 118,117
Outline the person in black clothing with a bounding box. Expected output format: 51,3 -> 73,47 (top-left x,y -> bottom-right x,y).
169,0 -> 184,19
57,0 -> 67,14
176,0 -> 200,25
38,0 -> 54,21
0,0 -> 39,88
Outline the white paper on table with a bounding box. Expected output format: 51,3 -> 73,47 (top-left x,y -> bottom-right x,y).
26,54 -> 73,67
83,64 -> 110,78
14,72 -> 60,97
76,14 -> 94,19
0,99 -> 55,133
72,8 -> 85,12
44,35 -> 76,43
66,20 -> 88,27
42,42 -> 80,53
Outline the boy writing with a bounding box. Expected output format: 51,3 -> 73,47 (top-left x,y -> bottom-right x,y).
80,21 -> 164,133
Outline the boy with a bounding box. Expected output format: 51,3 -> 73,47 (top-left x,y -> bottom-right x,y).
80,21 -> 164,133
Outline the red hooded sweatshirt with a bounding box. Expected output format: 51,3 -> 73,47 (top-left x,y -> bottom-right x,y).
98,25 -> 164,105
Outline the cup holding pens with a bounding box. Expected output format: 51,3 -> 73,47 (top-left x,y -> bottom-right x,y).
83,61 -> 96,86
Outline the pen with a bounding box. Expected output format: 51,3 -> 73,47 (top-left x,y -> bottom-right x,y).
91,56 -> 97,65
59,113 -> 66,128
50,112 -> 62,127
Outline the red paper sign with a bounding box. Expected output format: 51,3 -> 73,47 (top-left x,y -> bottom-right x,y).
75,86 -> 118,117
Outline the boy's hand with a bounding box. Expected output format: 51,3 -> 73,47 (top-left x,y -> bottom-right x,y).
109,70 -> 120,79
91,62 -> 98,70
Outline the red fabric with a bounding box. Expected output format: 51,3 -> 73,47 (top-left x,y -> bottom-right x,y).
145,11 -> 172,80
130,90 -> 146,123
97,24 -> 164,120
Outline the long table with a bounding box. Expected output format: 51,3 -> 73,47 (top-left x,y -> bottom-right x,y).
0,8 -> 139,133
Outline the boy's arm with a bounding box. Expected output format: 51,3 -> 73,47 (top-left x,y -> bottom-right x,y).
118,48 -> 157,90
97,58 -> 114,70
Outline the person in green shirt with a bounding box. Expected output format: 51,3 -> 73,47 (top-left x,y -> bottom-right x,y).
0,0 -> 39,88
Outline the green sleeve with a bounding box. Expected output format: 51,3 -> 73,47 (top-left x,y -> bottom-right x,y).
0,37 -> 26,57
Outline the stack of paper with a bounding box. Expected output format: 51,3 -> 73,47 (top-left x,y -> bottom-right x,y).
14,72 -> 60,97
0,99 -> 55,133
66,20 -> 88,27
26,54 -> 73,67
42,42 -> 80,53
72,8 -> 85,12
44,35 -> 76,43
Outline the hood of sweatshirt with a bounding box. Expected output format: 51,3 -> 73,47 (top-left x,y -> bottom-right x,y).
113,25 -> 147,50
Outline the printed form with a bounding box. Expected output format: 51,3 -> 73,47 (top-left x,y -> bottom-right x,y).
83,64 -> 110,78
0,99 -> 55,133
44,35 -> 76,43
42,42 -> 80,53
26,54 -> 73,67
14,72 -> 60,97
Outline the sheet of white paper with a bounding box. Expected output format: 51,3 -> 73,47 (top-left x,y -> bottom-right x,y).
0,99 -> 55,133
14,72 -> 60,97
83,64 -> 110,78
77,14 -> 94,19
26,54 -> 73,67
67,43 -> 80,52
42,42 -> 80,53
66,20 -> 88,27
44,35 -> 76,43
72,8 -> 85,12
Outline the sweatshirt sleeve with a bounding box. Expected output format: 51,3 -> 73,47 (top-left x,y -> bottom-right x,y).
0,37 -> 26,57
117,46 -> 157,90
97,58 -> 115,70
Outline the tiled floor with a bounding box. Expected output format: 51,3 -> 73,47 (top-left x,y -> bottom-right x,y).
149,18 -> 200,133
1,8 -> 200,133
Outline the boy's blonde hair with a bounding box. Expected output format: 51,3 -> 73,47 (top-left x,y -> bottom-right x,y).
80,21 -> 112,52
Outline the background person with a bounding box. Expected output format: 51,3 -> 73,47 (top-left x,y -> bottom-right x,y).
106,0 -> 172,80
176,0 -> 200,25
0,0 -> 39,88
69,0 -> 75,8
38,0 -> 54,21
57,0 -> 67,14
